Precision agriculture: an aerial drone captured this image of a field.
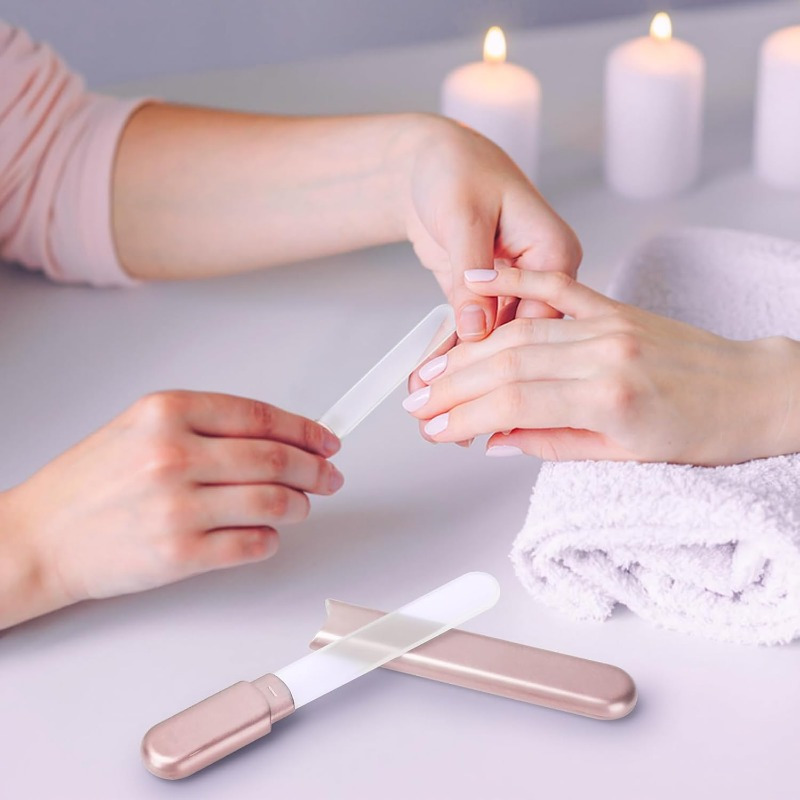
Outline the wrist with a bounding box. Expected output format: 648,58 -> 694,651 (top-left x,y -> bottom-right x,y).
389,112 -> 463,236
0,485 -> 72,629
752,336 -> 800,458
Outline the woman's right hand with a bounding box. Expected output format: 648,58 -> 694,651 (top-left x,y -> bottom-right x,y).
0,391 -> 343,628
404,268 -> 799,466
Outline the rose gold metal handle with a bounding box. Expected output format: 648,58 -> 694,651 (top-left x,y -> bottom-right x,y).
141,674 -> 294,780
311,600 -> 637,721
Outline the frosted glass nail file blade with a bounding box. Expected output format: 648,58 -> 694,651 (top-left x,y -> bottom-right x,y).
318,303 -> 456,438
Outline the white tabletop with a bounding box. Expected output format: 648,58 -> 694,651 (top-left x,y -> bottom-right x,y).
2,3 -> 799,798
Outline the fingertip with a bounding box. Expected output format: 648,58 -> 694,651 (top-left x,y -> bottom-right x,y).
262,528 -> 280,560
327,465 -> 345,494
318,424 -> 341,456
246,527 -> 280,561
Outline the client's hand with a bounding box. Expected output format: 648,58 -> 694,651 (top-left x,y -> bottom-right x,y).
403,117 -> 582,340
404,267 -> 800,466
0,392 -> 342,628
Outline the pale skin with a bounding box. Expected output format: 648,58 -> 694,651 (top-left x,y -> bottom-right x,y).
406,268 -> 800,466
0,107 -> 580,629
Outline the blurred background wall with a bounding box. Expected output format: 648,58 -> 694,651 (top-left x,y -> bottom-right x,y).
1,0 -> 751,86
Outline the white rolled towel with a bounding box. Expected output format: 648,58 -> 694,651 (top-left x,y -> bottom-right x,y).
510,227 -> 800,645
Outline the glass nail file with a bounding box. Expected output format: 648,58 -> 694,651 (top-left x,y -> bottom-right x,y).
318,304 -> 456,438
141,572 -> 500,780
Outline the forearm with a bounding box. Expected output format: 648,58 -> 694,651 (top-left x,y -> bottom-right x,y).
112,104 -> 435,279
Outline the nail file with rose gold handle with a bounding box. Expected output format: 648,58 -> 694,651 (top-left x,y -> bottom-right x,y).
141,572 -> 499,780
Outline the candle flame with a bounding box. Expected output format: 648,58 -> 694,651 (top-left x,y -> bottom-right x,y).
650,12 -> 672,41
483,26 -> 507,63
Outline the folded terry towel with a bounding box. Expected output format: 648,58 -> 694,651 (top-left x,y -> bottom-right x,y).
511,227 -> 800,645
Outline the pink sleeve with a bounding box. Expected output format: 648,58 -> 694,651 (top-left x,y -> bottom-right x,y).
0,22 -> 150,287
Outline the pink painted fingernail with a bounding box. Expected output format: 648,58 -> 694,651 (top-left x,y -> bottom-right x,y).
486,445 -> 523,457
402,386 -> 431,412
424,413 -> 449,437
419,355 -> 447,382
465,269 -> 498,282
458,305 -> 487,339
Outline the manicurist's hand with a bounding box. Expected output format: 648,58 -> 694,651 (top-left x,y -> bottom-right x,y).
113,108 -> 580,342
403,267 -> 800,466
0,392 -> 342,629
403,117 -> 582,340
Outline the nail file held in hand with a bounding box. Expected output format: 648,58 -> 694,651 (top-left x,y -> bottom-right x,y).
318,304 -> 456,438
142,572 -> 499,780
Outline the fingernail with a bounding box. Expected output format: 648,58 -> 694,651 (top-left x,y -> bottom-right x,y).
486,445 -> 523,457
465,269 -> 498,282
402,386 -> 431,412
458,305 -> 487,339
424,413 -> 449,437
328,466 -> 345,492
319,425 -> 341,455
420,355 -> 447,382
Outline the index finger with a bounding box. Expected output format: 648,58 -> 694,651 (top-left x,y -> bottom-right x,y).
408,330 -> 457,393
144,391 -> 341,457
465,268 -> 616,320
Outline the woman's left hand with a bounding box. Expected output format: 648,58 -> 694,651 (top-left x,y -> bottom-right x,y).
403,117 -> 582,341
403,267 -> 800,466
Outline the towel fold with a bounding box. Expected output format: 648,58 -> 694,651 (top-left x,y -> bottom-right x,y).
511,227 -> 800,645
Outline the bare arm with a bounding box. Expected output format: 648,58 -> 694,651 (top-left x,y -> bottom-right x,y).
112,105 -> 581,340
112,105 -> 416,279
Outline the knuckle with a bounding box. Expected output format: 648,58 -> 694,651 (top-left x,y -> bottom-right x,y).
261,442 -> 289,477
258,486 -> 291,520
598,377 -> 637,419
141,439 -> 191,480
249,400 -> 276,433
601,332 -> 641,364
133,391 -> 187,425
493,348 -> 522,381
301,417 -> 326,454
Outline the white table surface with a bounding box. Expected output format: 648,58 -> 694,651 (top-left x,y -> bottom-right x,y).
2,3 -> 799,798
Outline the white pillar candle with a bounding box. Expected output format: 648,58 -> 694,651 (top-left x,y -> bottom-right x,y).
754,25 -> 800,190
605,12 -> 705,199
441,27 -> 541,180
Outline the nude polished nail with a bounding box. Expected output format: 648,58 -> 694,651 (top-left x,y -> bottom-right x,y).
419,355 -> 447,382
486,445 -> 523,457
458,305 -> 487,339
464,269 -> 499,282
424,413 -> 449,437
402,386 -> 431,412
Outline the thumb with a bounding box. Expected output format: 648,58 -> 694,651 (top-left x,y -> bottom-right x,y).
442,206 -> 499,341
485,429 -> 632,461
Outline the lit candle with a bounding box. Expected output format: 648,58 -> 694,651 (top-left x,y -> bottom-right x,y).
754,25 -> 800,189
605,12 -> 705,199
441,27 -> 541,180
